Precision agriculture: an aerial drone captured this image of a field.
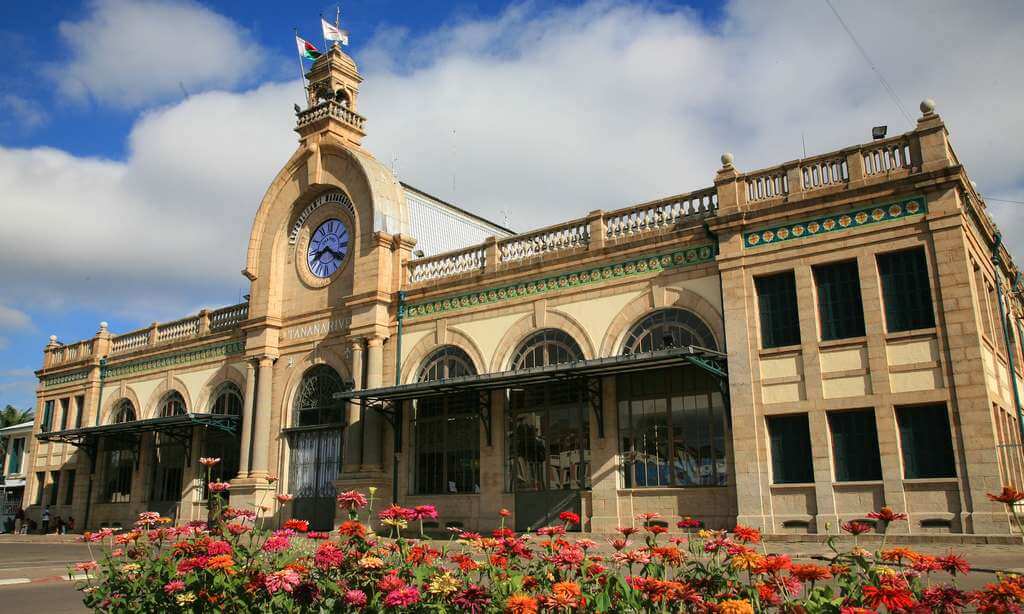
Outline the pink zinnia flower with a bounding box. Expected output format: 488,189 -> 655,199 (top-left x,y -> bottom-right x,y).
384,586 -> 420,608
74,561 -> 99,573
163,580 -> 185,594
345,590 -> 368,607
198,457 -> 221,467
314,542 -> 345,570
276,494 -> 294,503
206,540 -> 232,556
413,505 -> 438,520
337,490 -> 368,510
262,535 -> 291,553
208,481 -> 230,493
264,569 -> 301,594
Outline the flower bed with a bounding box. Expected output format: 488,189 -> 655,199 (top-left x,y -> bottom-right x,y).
73,477 -> 1024,612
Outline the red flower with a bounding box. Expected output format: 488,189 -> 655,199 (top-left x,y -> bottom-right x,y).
789,563 -> 832,582
646,525 -> 668,535
413,505 -> 439,520
337,520 -> 367,538
559,511 -> 581,526
344,590 -> 367,607
499,508 -> 511,517
866,507 -> 908,523
862,575 -> 916,611
336,490 -> 369,510
987,486 -> 1024,504
206,540 -> 232,556
754,554 -> 792,575
677,517 -> 701,529
840,521 -> 873,535
732,524 -> 761,544
283,519 -> 309,533
379,504 -> 417,522
937,553 -> 970,576
618,526 -> 639,537
313,542 -> 345,570
452,584 -> 492,614
922,586 -> 968,614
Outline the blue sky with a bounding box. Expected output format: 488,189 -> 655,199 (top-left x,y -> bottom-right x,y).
1,0 -> 1022,410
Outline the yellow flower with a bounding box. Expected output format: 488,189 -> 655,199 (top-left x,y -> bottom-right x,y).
427,572 -> 460,595
730,551 -> 764,571
175,592 -> 197,606
118,563 -> 141,579
718,599 -> 754,614
697,529 -> 714,540
380,517 -> 408,530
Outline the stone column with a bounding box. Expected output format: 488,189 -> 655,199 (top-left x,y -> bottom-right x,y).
249,355 -> 275,480
343,339 -> 364,471
361,336 -> 385,468
236,360 -> 257,478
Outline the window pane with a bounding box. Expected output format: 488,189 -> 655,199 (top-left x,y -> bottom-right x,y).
755,272 -> 801,348
897,404 -> 956,478
767,414 -> 814,483
64,470 -> 76,506
828,410 -> 882,481
814,261 -> 866,340
878,248 -> 935,332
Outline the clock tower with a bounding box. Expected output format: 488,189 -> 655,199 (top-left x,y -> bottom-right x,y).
295,44 -> 366,148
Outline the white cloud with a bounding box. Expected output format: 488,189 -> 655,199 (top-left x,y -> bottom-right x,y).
1,0 -> 1023,333
0,304 -> 33,331
0,95 -> 48,131
53,0 -> 269,107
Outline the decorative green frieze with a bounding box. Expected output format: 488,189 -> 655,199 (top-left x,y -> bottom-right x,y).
743,196 -> 926,249
405,245 -> 717,320
103,340 -> 245,379
42,370 -> 89,388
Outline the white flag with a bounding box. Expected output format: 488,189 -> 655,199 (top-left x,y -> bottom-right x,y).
322,17 -> 349,45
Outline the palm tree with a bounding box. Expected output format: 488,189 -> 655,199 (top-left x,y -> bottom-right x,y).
0,405 -> 33,429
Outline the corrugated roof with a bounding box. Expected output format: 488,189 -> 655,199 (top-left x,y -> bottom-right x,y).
402,184 -> 512,257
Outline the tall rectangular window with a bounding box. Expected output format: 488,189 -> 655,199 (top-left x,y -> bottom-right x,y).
829,409 -> 883,481
35,472 -> 45,505
64,470 -> 76,506
41,400 -> 54,433
74,395 -> 85,429
755,271 -> 801,348
103,445 -> 135,503
413,393 -> 480,494
896,404 -> 956,478
8,437 -> 25,474
59,398 -> 69,431
767,414 -> 814,484
814,260 -> 866,340
877,248 -> 936,332
48,471 -> 60,506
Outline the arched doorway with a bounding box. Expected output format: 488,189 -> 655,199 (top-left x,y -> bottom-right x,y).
202,384 -> 243,500
150,391 -> 188,517
507,329 -> 589,531
288,365 -> 346,531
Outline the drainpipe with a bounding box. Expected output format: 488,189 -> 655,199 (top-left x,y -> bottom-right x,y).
84,357 -> 106,530
991,234 -> 1024,444
392,291 -> 407,504
94,358 -> 106,427
702,221 -> 727,354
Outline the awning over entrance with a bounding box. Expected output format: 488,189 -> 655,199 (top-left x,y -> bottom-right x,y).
333,345 -> 728,446
35,413 -> 239,469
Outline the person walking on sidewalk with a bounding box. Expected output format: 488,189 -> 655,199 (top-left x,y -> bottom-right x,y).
41,506 -> 50,534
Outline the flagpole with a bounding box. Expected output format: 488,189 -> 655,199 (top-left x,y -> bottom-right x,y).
293,28 -> 308,104
335,6 -> 341,49
319,14 -> 328,51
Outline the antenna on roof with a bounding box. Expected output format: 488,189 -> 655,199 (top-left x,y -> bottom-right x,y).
500,207 -> 511,229
801,131 -> 807,158
451,128 -> 457,196
390,152 -> 399,179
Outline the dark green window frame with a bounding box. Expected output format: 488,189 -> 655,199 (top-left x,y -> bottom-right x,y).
767,414 -> 814,484
828,409 -> 882,482
755,271 -> 801,349
877,247 -> 936,332
64,470 -> 76,506
896,404 -> 956,478
41,400 -> 54,433
814,260 -> 866,341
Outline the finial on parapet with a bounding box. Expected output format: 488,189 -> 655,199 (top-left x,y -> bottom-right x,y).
920,98 -> 936,117
47,335 -> 58,347
720,152 -> 734,170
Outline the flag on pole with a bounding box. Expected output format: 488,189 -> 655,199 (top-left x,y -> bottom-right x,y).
295,35 -> 321,61
322,17 -> 349,45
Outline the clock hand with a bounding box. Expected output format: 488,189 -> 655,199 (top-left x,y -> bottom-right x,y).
325,247 -> 346,260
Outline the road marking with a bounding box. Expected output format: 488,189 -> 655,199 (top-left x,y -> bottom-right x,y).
67,574 -> 88,581
0,578 -> 31,586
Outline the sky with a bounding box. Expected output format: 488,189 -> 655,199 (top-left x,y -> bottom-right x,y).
1,0 -> 1023,410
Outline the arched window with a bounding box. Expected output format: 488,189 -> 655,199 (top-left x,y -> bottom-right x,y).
112,399 -> 136,424
510,329 -> 584,370
621,308 -> 718,354
293,365 -> 345,427
413,347 -> 479,495
158,391 -> 186,418
210,383 -> 243,416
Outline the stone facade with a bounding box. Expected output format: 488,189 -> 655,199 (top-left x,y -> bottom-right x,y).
25,48 -> 1024,537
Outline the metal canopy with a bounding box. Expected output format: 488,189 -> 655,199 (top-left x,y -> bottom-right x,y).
333,346 -> 729,443
35,412 -> 239,470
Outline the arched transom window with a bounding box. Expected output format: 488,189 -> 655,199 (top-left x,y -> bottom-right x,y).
112,399 -> 136,424
510,329 -> 584,370
210,383 -> 243,416
621,308 -> 718,354
417,346 -> 476,381
294,365 -> 345,427
159,391 -> 186,418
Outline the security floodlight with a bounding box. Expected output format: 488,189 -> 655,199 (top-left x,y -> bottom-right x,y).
872,125 -> 887,140
293,104 -> 302,115
413,249 -> 425,258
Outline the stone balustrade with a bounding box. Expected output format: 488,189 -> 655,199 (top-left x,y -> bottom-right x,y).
296,100 -> 366,132
407,245 -> 487,283
604,187 -> 717,240
498,220 -> 591,264
46,302 -> 249,366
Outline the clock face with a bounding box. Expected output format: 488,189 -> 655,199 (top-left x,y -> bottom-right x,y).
306,218 -> 349,278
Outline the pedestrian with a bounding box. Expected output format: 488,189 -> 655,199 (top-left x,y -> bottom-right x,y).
14,507 -> 24,535
54,515 -> 64,535
41,506 -> 50,534
67,516 -> 75,533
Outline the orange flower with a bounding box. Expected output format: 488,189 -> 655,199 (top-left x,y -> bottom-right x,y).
867,506 -> 908,523
987,486 -> 1024,504
718,599 -> 754,614
551,581 -> 582,608
881,547 -> 918,563
732,524 -> 761,544
206,554 -> 235,574
505,594 -> 538,614
789,563 -> 832,582
730,550 -> 764,572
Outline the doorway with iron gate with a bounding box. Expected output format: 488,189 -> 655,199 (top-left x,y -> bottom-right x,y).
505,329 -> 590,532
287,365 -> 347,532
